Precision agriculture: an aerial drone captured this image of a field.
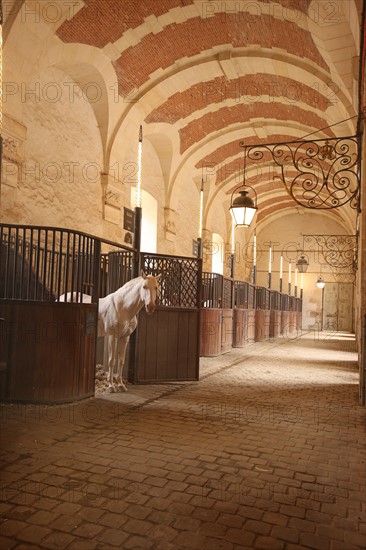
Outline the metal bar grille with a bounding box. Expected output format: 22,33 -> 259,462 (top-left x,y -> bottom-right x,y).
248,284 -> 256,309
0,223 -> 134,302
142,253 -> 201,309
270,290 -> 281,311
234,281 -> 249,308
202,272 -> 222,308
222,277 -> 233,308
256,287 -> 269,310
281,294 -> 290,311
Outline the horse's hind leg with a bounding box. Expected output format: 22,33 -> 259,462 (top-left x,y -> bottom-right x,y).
107,335 -> 117,392
116,337 -> 129,392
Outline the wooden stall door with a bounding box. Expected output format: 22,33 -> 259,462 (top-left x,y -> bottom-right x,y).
323,283 -> 354,332
0,318 -> 8,400
130,253 -> 201,383
233,309 -> 248,348
221,308 -> 233,353
132,308 -> 199,382
0,301 -> 97,403
200,309 -> 222,356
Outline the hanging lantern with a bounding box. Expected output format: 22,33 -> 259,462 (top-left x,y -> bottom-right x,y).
229,189 -> 257,227
229,146 -> 257,227
296,255 -> 309,273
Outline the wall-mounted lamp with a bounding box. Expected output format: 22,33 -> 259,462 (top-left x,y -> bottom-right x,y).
296,255 -> 309,273
316,276 -> 325,289
229,147 -> 257,227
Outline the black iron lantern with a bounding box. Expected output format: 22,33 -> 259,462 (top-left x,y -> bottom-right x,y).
230,146 -> 258,227
296,255 -> 309,273
230,189 -> 257,227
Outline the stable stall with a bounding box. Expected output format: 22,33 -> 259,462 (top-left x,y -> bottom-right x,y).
232,281 -> 256,347
200,273 -> 233,356
270,290 -> 282,339
0,223 -> 132,403
255,286 -> 271,342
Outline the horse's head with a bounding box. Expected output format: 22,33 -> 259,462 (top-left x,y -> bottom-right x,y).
140,270 -> 160,314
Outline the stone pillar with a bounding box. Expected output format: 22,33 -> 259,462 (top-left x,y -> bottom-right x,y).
201,228 -> 213,272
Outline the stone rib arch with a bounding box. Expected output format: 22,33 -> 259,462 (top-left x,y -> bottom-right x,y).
166,118 -> 336,214
104,43 -> 347,173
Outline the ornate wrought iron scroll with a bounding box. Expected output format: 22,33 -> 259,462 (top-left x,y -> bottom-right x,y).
240,136 -> 360,210
303,234 -> 356,269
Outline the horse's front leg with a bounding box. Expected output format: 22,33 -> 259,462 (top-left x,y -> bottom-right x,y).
115,336 -> 129,392
107,335 -> 117,392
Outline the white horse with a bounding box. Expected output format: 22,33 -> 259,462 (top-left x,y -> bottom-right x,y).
59,270 -> 160,392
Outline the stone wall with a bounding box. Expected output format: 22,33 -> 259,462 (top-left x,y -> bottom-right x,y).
2,66 -> 104,236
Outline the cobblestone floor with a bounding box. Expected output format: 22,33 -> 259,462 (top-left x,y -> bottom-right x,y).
1,332 -> 365,550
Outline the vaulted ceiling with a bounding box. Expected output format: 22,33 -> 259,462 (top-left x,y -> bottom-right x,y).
4,0 -> 363,233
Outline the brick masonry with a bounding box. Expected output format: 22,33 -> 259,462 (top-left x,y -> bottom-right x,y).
57,0 -> 194,48
58,7 -> 329,99
112,14 -> 328,97
179,104 -> 331,153
146,75 -> 330,125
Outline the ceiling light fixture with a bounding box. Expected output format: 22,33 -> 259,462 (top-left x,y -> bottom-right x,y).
229,146 -> 257,227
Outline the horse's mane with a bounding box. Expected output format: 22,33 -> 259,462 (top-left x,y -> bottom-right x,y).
120,274 -> 156,292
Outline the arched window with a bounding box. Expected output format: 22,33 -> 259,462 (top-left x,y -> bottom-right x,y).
131,188 -> 157,253
212,233 -> 224,274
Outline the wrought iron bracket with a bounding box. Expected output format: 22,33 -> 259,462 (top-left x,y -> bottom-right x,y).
239,135 -> 360,210
303,234 -> 357,269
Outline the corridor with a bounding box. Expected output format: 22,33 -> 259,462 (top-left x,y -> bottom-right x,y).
0,332 -> 365,550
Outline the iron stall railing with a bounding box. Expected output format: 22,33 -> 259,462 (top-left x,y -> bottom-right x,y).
248,283 -> 256,309
142,252 -> 201,309
99,250 -> 135,298
0,224 -> 98,302
281,293 -> 290,311
270,290 -> 281,311
256,287 -> 270,310
234,281 -> 249,309
0,223 -> 136,303
202,272 -> 222,308
201,273 -> 234,309
295,297 -> 303,312
222,276 -> 234,309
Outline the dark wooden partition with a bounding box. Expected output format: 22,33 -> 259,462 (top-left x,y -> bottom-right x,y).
135,307 -> 199,382
0,301 -> 97,403
200,273 -> 228,357
270,290 -> 281,339
247,284 -> 256,343
281,294 -> 290,336
289,297 -> 297,335
200,309 -> 222,356
221,308 -> 233,353
131,253 -> 201,382
233,281 -> 247,348
233,308 -> 248,347
0,318 -> 7,400
255,287 -> 270,341
296,298 -> 303,331
232,281 -> 252,348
